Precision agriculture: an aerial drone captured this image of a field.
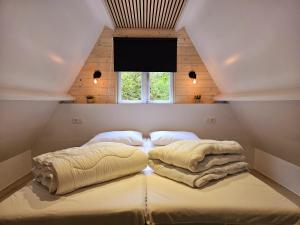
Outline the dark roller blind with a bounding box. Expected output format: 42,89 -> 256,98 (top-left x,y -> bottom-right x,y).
113,37 -> 177,72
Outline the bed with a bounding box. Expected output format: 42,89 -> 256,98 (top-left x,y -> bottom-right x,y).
0,138 -> 152,225
0,137 -> 299,225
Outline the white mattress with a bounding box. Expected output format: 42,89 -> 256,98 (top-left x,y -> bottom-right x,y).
0,173 -> 146,225
146,172 -> 300,225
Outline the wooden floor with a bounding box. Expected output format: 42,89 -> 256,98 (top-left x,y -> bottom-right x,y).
0,170 -> 299,207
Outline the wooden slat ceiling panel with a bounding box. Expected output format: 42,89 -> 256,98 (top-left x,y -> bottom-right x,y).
105,0 -> 187,29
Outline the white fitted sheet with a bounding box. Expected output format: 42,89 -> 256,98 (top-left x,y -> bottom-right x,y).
0,173 -> 146,225
146,172 -> 300,225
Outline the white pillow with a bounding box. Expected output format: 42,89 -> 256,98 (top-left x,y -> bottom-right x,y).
150,131 -> 200,145
84,131 -> 143,146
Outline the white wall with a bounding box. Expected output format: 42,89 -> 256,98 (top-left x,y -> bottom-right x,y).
254,148 -> 300,196
181,0 -> 300,94
0,0 -> 110,93
33,103 -> 254,163
230,101 -> 300,166
0,151 -> 32,191
0,101 -> 57,162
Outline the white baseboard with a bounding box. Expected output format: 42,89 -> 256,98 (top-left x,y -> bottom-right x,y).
0,151 -> 32,191
254,148 -> 300,196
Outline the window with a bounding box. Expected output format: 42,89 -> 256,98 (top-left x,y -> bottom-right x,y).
118,72 -> 173,103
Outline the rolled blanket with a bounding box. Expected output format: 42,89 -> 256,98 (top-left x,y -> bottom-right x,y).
33,142 -> 148,195
149,140 -> 244,172
149,159 -> 249,188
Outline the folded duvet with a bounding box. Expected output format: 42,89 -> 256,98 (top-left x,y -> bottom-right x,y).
149,159 -> 249,188
33,142 -> 148,195
149,140 -> 244,172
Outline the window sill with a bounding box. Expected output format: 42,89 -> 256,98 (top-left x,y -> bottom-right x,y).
61,102 -> 227,105
0,88 -> 74,101
214,88 -> 300,101
117,102 -> 173,104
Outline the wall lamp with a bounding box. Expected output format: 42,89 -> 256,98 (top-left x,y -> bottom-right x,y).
189,71 -> 197,84
93,70 -> 102,84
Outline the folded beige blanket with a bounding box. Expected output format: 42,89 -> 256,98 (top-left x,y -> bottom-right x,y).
149,159 -> 249,188
149,140 -> 244,172
33,142 -> 148,195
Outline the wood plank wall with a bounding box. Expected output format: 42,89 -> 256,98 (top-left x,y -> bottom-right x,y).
68,27 -> 219,103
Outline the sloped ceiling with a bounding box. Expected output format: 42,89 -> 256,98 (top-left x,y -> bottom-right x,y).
0,0 -> 112,162
179,0 -> 300,94
178,0 -> 300,166
0,0 -> 112,93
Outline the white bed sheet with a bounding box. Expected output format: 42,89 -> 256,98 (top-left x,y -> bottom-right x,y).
0,173 -> 146,225
146,172 -> 300,225
140,138 -> 154,175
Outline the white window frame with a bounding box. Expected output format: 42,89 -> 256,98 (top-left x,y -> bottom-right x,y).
117,72 -> 173,104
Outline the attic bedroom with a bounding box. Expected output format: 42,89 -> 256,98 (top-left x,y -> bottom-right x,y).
0,0 -> 299,225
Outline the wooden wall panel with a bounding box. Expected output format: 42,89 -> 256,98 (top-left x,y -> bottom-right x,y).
68,27 -> 219,103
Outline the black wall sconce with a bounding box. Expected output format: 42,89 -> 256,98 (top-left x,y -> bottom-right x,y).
189,71 -> 197,84
93,70 -> 102,84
